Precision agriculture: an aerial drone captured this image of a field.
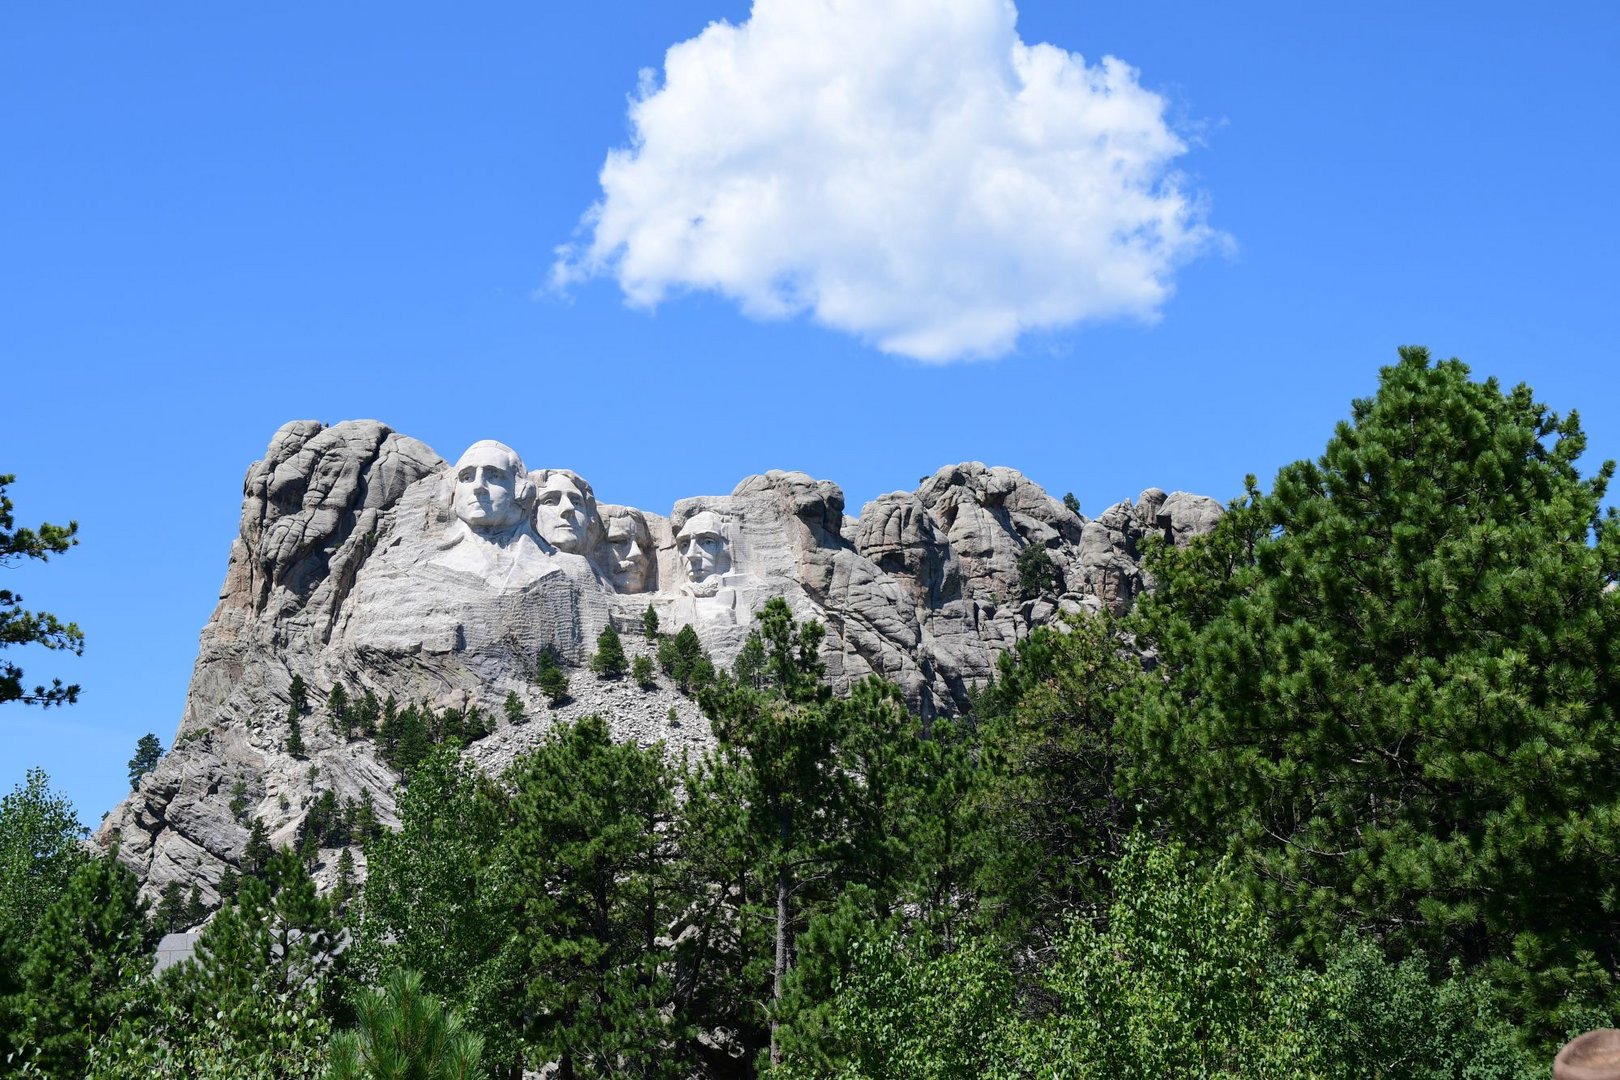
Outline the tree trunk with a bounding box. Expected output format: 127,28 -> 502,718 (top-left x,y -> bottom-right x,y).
771,863 -> 789,1069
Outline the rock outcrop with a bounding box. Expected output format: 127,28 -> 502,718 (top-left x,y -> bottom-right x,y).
96,420 -> 1222,909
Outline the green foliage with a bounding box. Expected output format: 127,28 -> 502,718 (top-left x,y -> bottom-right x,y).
482,715 -> 685,1076
354,689 -> 380,739
328,683 -> 351,739
89,849 -> 336,1079
1014,540 -> 1063,601
786,839 -> 1538,1080
376,699 -> 490,778
732,630 -> 768,689
631,653 -> 655,689
153,881 -> 205,934
1128,348 -> 1620,1035
287,712 -> 306,758
590,623 -> 627,678
0,767 -> 86,968
0,474 -> 83,708
242,817 -> 273,878
642,604 -> 659,640
657,624 -> 715,694
535,648 -> 571,706
686,598 -> 974,1070
13,851 -> 155,1077
228,778 -> 250,822
289,674 -> 310,716
1062,491 -> 1081,515
327,969 -> 483,1080
127,732 -> 163,791
354,747 -> 510,1067
502,690 -> 525,725
972,612 -> 1145,943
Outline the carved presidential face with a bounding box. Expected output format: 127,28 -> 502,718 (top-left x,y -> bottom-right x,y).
604,508 -> 654,593
535,472 -> 597,554
452,441 -> 529,534
677,510 -> 731,585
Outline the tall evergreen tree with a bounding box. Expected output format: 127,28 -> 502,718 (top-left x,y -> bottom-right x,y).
683,598 -> 845,1069
328,682 -> 351,738
971,611 -> 1146,943
535,649 -> 570,707
328,968 -> 484,1080
658,624 -> 715,694
16,852 -> 155,1077
590,623 -> 627,679
482,715 -> 683,1078
355,747 -> 506,1064
1128,348 -> 1620,1036
126,732 -> 163,790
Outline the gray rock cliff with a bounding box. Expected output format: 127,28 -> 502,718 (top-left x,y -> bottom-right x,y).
95,420 -> 1222,909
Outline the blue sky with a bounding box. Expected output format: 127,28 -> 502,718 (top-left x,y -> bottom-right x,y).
4,1 -> 1617,823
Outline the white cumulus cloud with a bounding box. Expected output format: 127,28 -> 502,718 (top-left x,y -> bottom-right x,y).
555,0 -> 1220,362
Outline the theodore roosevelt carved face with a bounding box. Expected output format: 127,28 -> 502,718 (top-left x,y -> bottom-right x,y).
676,510 -> 731,588
452,441 -> 533,535
603,507 -> 654,593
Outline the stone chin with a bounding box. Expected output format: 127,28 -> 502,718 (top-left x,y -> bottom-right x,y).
545,526 -> 587,554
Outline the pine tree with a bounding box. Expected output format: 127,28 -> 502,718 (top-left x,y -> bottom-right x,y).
1015,540 -> 1063,600
127,732 -> 163,790
356,689 -> 381,738
503,690 -> 526,725
286,708 -> 305,758
1062,491 -> 1081,515
242,817 -> 273,878
229,778 -> 250,822
1129,347 -> 1620,1037
683,598 -> 840,1069
484,715 -> 682,1077
536,648 -> 570,706
0,473 -> 83,708
658,624 -> 715,694
642,604 -> 659,640
17,852 -> 155,1077
156,880 -> 185,933
732,630 -> 768,689
328,968 -> 485,1080
335,846 -> 356,908
632,653 -> 656,690
158,847 -> 340,1070
328,682 -> 351,738
590,623 -> 627,678
181,884 -> 205,929
288,673 -> 310,715
356,746 -> 512,1071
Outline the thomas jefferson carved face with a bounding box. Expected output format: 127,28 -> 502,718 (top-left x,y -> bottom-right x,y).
677,510 -> 731,586
452,441 -> 530,534
535,472 -> 597,554
604,508 -> 654,593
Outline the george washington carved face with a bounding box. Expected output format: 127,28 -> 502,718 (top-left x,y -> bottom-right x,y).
452,441 -> 532,534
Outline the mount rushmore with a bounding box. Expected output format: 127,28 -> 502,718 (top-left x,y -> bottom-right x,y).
95,419 -> 1222,905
